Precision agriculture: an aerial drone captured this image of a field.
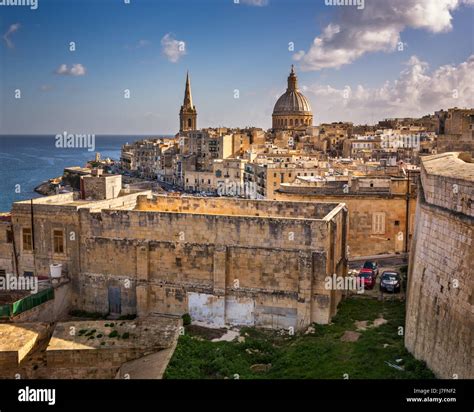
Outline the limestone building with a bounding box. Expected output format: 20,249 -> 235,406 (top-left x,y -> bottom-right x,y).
272,66 -> 313,131
0,176 -> 348,330
179,72 -> 197,133
436,108 -> 474,156
275,175 -> 417,257
405,152 -> 473,379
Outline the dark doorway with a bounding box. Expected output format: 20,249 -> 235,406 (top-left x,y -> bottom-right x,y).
108,286 -> 121,315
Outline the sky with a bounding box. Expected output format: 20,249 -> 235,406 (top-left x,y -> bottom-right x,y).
0,0 -> 473,135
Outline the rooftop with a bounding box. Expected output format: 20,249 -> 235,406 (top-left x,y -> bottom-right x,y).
422,152 -> 474,182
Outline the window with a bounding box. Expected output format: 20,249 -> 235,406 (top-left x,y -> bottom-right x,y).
22,228 -> 33,251
53,230 -> 65,254
394,220 -> 400,226
372,212 -> 386,234
6,229 -> 13,243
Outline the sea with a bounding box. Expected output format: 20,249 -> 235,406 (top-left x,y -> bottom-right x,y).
0,135 -> 166,212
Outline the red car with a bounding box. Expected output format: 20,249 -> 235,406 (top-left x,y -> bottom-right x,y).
358,268 -> 377,290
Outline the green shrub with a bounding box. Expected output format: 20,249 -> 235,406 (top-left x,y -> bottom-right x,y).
108,330 -> 119,338
182,313 -> 192,326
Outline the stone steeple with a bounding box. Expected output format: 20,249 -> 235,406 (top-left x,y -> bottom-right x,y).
179,71 -> 197,133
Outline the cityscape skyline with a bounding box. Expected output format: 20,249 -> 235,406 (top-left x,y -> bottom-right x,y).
0,0 -> 472,397
1,0 -> 473,135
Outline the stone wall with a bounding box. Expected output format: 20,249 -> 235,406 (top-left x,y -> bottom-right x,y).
11,282 -> 72,323
4,194 -> 348,331
82,174 -> 123,200
7,191 -> 151,279
274,192 -> 415,257
405,152 -> 473,378
0,219 -> 14,274
77,198 -> 347,329
135,194 -> 336,219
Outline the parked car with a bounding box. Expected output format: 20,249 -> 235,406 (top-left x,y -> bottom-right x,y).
362,260 -> 379,277
380,271 -> 402,293
358,268 -> 377,290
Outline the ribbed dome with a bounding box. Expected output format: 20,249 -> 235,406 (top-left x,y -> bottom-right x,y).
272,65 -> 312,115
273,90 -> 312,115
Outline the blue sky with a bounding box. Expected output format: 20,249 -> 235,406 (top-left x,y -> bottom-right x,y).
1,0 -> 473,134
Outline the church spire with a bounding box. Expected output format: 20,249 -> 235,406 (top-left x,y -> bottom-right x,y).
179,71 -> 197,133
183,71 -> 194,109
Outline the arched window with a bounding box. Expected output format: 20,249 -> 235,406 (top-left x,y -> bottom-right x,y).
289,119 -> 293,126
188,118 -> 192,128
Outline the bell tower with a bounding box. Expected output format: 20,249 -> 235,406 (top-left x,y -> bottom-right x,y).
179,71 -> 197,132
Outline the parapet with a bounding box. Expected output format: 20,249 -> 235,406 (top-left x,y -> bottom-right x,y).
135,194 -> 342,221
420,152 -> 473,217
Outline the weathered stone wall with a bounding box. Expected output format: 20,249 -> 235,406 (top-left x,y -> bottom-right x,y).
8,191 -> 151,279
76,198 -> 347,329
136,194 -> 336,219
11,282 -> 72,323
274,192 -> 415,257
0,219 -> 14,274
82,174 -> 122,200
405,153 -> 473,378
6,194 -> 348,330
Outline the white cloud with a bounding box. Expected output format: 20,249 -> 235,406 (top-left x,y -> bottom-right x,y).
295,0 -> 474,70
3,23 -> 21,49
240,0 -> 269,6
161,33 -> 186,63
305,55 -> 474,124
55,63 -> 87,76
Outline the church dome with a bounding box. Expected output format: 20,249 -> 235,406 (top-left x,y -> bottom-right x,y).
272,66 -> 312,115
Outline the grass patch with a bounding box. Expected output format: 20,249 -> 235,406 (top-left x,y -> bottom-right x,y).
164,296 -> 434,380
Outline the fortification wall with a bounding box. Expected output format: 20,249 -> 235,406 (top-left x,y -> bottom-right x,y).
405,153 -> 473,378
